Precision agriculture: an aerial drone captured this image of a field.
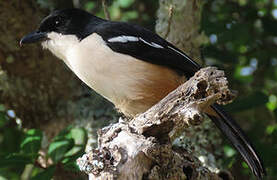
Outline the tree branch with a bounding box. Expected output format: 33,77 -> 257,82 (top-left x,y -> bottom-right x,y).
101,0 -> 110,20
77,67 -> 236,180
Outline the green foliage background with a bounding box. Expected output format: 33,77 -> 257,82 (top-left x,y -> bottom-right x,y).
0,0 -> 276,179
202,0 -> 277,179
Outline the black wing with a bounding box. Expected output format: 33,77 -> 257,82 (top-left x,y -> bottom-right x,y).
94,21 -> 200,77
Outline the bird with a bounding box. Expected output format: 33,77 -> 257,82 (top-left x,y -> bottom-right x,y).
20,8 -> 265,179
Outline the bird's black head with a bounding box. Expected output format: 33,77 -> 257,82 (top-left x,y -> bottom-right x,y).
20,8 -> 105,45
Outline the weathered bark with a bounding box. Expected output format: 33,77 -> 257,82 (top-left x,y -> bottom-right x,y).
77,67 -> 235,180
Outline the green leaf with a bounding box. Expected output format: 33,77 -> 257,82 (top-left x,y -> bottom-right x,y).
233,66 -> 254,83
85,2 -> 95,11
266,124 -> 277,134
0,154 -> 33,167
0,175 -> 8,180
262,16 -> 277,36
266,94 -> 277,111
274,109 -> 277,122
223,145 -> 236,157
122,11 -> 138,21
62,155 -> 81,172
20,129 -> 42,157
119,0 -> 134,8
242,161 -> 249,169
225,91 -> 268,112
64,145 -> 83,160
48,126 -> 86,163
0,112 -> 8,128
64,128 -> 87,157
48,139 -> 74,163
31,166 -> 56,180
52,126 -> 72,141
70,128 -> 87,144
0,104 -> 5,112
1,128 -> 23,153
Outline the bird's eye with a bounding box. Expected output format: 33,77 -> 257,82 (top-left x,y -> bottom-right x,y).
54,16 -> 63,26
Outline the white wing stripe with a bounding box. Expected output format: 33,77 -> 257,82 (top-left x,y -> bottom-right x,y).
167,46 -> 199,67
107,35 -> 164,49
167,46 -> 190,59
139,37 -> 164,48
108,36 -> 139,43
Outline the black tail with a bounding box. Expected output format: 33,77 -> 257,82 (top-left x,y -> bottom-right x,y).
208,104 -> 266,179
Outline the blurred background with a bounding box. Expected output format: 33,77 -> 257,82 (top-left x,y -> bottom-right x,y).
0,0 -> 276,179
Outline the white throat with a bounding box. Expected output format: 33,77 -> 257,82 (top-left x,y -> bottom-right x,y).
41,32 -> 80,62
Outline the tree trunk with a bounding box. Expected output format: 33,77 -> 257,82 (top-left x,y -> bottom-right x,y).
156,0 -> 204,65
0,1 -> 74,130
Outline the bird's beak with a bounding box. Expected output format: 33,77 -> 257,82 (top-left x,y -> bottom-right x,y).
20,31 -> 47,46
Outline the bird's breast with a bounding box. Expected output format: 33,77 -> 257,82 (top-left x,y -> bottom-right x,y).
65,33 -> 185,116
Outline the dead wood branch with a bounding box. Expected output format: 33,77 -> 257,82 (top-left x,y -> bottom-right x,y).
77,67 -> 236,180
